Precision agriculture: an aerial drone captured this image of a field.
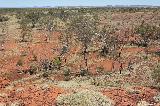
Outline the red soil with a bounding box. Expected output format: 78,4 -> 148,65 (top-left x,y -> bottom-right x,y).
102,87 -> 158,106
0,85 -> 64,106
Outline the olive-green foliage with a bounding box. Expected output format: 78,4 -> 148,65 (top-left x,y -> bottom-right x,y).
136,23 -> 160,40
42,72 -> 49,78
63,68 -> 70,77
135,23 -> 160,47
48,9 -> 69,21
99,46 -> 109,57
80,69 -> 89,76
152,64 -> 160,84
136,24 -> 148,36
69,13 -> 98,45
20,21 -> 32,42
54,57 -> 61,69
63,67 -> 71,81
99,25 -> 118,56
155,51 -> 160,57
0,15 -> 9,22
39,58 -> 61,77
23,11 -> 43,28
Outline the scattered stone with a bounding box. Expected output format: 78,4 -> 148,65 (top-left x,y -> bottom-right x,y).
137,101 -> 151,106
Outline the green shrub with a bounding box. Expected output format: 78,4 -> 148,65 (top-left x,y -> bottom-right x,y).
63,68 -> 70,77
63,68 -> 71,81
152,64 -> 160,84
136,24 -> 147,36
0,16 -> 9,22
42,72 -> 49,78
80,69 -> 89,76
143,55 -> 148,60
28,64 -> 38,75
135,23 -> 160,47
99,46 -> 109,57
54,57 -> 61,65
155,51 -> 160,57
56,89 -> 115,106
54,57 -> 61,70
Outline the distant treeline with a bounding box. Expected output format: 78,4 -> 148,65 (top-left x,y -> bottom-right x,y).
0,7 -> 160,15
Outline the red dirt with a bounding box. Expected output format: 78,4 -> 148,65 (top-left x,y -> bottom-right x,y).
0,85 -> 64,106
0,76 -> 10,89
102,87 -> 158,106
0,23 -> 159,106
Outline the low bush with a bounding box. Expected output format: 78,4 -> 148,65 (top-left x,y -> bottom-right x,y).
39,58 -> 62,77
54,57 -> 61,70
135,23 -> 160,47
63,68 -> 70,77
99,46 -> 109,57
155,51 -> 160,57
96,67 -> 105,74
152,64 -> 160,86
80,69 -> 89,76
63,67 -> 71,81
56,89 -> 115,106
42,72 -> 49,78
0,16 -> 9,22
28,64 -> 38,75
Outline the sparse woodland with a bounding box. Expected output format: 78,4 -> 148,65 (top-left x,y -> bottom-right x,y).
0,8 -> 160,106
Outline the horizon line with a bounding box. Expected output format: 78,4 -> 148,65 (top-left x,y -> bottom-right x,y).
0,5 -> 160,8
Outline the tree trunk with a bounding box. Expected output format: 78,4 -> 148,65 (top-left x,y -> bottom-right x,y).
120,63 -> 123,74
84,43 -> 88,71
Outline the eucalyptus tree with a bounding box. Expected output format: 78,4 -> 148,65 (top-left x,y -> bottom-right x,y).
69,13 -> 98,70
18,11 -> 43,42
98,25 -> 118,58
24,11 -> 42,28
19,20 -> 32,42
38,15 -> 54,42
135,21 -> 160,47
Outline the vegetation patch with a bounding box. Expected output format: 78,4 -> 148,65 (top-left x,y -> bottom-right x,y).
56,89 -> 115,106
